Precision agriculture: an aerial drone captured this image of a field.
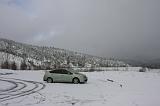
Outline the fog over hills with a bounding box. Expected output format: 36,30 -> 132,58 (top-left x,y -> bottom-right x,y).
121,58 -> 160,69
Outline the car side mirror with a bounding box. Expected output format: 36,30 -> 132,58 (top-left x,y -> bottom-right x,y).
68,72 -> 73,75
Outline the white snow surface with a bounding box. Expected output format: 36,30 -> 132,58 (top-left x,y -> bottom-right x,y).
0,69 -> 160,106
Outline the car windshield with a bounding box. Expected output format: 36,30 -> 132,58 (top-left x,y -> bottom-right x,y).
69,70 -> 79,74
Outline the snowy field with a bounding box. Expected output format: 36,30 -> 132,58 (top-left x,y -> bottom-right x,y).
0,69 -> 160,106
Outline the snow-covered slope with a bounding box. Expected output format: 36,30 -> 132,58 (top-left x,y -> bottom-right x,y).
0,38 -> 128,70
0,69 -> 160,106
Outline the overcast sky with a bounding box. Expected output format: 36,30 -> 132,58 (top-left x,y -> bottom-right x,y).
0,0 -> 160,60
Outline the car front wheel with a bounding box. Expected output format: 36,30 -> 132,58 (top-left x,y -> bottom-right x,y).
47,77 -> 53,83
72,78 -> 80,84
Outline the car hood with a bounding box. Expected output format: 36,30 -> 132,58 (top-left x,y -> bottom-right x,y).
75,72 -> 86,76
69,70 -> 86,76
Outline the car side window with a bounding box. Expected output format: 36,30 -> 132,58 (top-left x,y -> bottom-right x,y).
54,70 -> 61,74
61,69 -> 68,74
50,70 -> 60,73
49,70 -> 55,73
67,71 -> 72,75
53,69 -> 65,74
50,69 -> 71,74
63,70 -> 72,75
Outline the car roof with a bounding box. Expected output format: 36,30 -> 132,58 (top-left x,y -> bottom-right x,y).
52,68 -> 67,71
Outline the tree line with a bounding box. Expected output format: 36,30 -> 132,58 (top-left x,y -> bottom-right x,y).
0,60 -> 27,70
0,60 -> 70,70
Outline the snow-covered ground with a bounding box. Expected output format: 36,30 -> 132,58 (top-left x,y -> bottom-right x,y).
0,69 -> 160,106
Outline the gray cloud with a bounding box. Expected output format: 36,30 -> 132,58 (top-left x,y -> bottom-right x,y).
0,0 -> 160,60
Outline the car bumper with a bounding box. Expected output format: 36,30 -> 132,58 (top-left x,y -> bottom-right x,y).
82,77 -> 88,83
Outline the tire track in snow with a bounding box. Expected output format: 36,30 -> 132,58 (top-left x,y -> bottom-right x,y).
0,77 -> 46,103
0,80 -> 27,95
0,79 -> 18,93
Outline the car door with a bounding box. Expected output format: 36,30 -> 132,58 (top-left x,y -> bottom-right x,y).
59,69 -> 73,82
50,70 -> 61,82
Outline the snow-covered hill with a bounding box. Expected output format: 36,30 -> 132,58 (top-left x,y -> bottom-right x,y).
0,38 -> 128,70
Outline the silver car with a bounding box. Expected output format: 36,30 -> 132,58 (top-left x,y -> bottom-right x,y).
43,69 -> 88,84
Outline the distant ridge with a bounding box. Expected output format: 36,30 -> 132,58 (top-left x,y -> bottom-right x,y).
0,38 -> 128,70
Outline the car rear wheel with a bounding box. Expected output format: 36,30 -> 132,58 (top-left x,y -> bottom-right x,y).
47,77 -> 53,83
73,78 -> 80,84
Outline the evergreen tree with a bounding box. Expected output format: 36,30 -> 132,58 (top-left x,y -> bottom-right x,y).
11,61 -> 17,70
1,60 -> 10,69
20,61 -> 27,70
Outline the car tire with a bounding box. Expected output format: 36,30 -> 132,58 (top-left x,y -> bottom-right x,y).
47,77 -> 53,83
72,78 -> 80,84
